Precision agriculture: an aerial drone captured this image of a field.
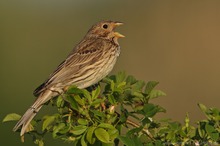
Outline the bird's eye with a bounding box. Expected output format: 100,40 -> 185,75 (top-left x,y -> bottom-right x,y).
102,24 -> 108,29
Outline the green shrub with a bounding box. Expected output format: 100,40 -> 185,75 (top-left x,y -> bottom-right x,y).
3,72 -> 220,146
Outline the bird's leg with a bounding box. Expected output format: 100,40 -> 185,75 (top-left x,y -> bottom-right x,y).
46,88 -> 66,106
63,86 -> 69,92
86,83 -> 100,92
49,88 -> 62,96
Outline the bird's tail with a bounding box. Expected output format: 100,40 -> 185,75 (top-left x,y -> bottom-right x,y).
13,90 -> 56,136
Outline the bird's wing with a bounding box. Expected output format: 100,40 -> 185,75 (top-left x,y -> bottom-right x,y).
33,38 -> 110,96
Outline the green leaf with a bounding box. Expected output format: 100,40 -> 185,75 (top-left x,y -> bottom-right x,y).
90,99 -> 104,107
117,81 -> 126,88
148,89 -> 166,99
86,126 -> 96,144
198,103 -> 215,120
98,123 -> 115,130
146,143 -> 154,146
42,115 -> 56,131
110,80 -> 115,91
108,129 -> 119,140
3,113 -> 21,122
210,108 -> 220,117
141,103 -> 160,117
34,139 -> 44,146
91,86 -> 101,100
118,136 -> 135,146
78,118 -> 88,125
58,125 -> 70,134
154,140 -> 163,146
119,112 -> 127,123
198,121 -> 206,138
67,86 -> 83,94
80,132 -> 87,146
94,128 -> 110,143
65,95 -> 79,111
133,137 -> 143,146
74,95 -> 85,106
102,143 -> 114,146
102,77 -> 113,84
56,96 -> 64,107
82,89 -> 92,103
70,125 -> 87,135
116,71 -> 126,83
169,122 -> 181,131
107,94 -> 116,105
198,103 -> 207,113
184,113 -> 190,128
205,124 -> 219,141
133,80 -> 145,90
132,91 -> 144,98
127,127 -> 143,136
53,123 -> 66,138
209,132 -> 219,141
145,81 -> 159,94
205,123 -> 216,134
126,75 -> 137,84
141,117 -> 152,126
90,110 -> 105,118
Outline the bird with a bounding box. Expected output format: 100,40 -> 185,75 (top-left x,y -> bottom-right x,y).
13,20 -> 124,136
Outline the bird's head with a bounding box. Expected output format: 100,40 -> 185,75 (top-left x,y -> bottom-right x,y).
86,21 -> 125,41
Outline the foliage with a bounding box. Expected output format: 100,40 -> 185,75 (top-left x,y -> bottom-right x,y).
3,72 -> 220,146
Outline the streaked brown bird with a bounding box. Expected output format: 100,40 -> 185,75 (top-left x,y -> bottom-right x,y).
13,20 -> 124,136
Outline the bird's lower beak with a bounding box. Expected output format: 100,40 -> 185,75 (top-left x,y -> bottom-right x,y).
114,32 -> 125,38
113,22 -> 125,38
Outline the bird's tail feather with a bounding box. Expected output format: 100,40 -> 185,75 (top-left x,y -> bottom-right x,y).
13,105 -> 42,136
13,90 -> 55,136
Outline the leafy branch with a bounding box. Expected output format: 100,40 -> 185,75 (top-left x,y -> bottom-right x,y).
3,72 -> 220,146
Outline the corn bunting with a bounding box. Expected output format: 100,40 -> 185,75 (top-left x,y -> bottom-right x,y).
13,20 -> 124,136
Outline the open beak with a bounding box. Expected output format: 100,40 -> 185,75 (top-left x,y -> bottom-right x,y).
113,22 -> 125,38
114,22 -> 124,26
114,32 -> 125,38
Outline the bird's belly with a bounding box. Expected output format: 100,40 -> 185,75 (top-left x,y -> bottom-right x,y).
76,55 -> 118,89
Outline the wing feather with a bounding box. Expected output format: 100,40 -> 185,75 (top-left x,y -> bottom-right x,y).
33,38 -> 106,96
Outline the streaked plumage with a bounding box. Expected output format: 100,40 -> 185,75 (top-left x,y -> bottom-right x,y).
13,20 -> 124,136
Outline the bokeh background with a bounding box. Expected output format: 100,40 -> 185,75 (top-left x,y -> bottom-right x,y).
1,0 -> 220,145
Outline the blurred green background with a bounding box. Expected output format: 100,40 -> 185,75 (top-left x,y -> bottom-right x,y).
1,0 -> 220,145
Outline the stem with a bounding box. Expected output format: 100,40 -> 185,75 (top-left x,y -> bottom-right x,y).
126,119 -> 155,141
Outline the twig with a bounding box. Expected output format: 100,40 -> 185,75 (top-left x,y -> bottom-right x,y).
126,119 -> 155,141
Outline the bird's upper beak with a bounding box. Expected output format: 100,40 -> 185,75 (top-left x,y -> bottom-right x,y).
113,22 -> 125,38
114,22 -> 123,26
